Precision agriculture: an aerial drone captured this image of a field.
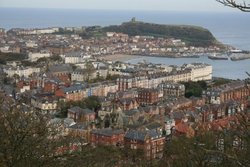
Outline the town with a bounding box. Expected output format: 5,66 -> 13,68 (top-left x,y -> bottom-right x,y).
0,25 -> 249,165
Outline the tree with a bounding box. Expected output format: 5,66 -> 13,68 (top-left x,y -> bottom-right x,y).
161,112 -> 250,167
0,98 -> 69,167
182,81 -> 207,98
84,96 -> 101,111
216,0 -> 250,12
85,61 -> 95,81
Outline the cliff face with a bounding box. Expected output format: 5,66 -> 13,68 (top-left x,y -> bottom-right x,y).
103,21 -> 218,47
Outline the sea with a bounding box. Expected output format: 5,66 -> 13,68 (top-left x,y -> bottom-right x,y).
0,8 -> 250,79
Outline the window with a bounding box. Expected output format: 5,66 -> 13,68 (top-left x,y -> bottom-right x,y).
217,138 -> 224,151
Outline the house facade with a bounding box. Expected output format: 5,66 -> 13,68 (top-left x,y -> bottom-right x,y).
67,106 -> 96,122
90,128 -> 124,146
137,88 -> 160,105
124,129 -> 165,160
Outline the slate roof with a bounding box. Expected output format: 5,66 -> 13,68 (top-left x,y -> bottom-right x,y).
31,94 -> 58,103
49,64 -> 73,73
91,128 -> 124,137
171,111 -> 185,120
68,106 -> 95,115
148,129 -> 162,139
125,129 -> 148,141
62,84 -> 85,93
119,98 -> 136,105
125,129 -> 162,141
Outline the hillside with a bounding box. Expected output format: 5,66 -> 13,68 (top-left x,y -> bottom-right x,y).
103,21 -> 219,47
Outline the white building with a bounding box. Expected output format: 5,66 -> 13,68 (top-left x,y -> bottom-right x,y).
64,51 -> 92,64
31,95 -> 58,114
26,41 -> 38,48
0,46 -> 10,53
12,27 -> 59,35
3,66 -> 40,78
71,69 -> 88,82
19,85 -> 31,93
106,32 -> 115,37
28,51 -> 51,62
183,63 -> 212,81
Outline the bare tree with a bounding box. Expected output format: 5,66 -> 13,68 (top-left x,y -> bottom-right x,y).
216,0 -> 250,12
0,98 -> 70,167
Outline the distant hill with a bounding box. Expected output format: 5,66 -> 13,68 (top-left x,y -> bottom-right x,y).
103,21 -> 219,47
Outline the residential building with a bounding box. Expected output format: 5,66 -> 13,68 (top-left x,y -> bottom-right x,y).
71,68 -> 88,82
64,51 -> 91,64
165,116 -> 176,136
203,81 -> 250,104
48,64 -> 73,77
137,88 -> 160,105
159,82 -> 185,98
117,77 -> 133,91
90,128 -> 124,146
67,106 -> 95,122
28,51 -> 51,62
67,123 -> 91,142
55,84 -> 85,101
43,79 -> 60,93
174,121 -> 195,137
182,63 -> 212,81
31,94 -> 58,114
118,98 -> 139,111
124,129 -> 165,160
3,66 -> 40,78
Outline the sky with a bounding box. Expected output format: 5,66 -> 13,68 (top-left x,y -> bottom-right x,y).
0,0 -> 237,12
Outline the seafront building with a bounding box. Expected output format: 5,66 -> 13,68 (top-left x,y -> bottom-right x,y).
64,51 -> 92,64
183,63 -> 212,81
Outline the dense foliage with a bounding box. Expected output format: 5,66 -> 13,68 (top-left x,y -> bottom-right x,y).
0,101 -> 69,167
212,77 -> 232,87
57,96 -> 101,118
183,81 -> 208,98
103,21 -> 218,47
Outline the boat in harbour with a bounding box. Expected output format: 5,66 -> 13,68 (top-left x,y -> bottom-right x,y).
208,53 -> 228,60
230,53 -> 250,61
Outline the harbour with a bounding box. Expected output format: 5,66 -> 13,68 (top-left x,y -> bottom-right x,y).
126,55 -> 250,80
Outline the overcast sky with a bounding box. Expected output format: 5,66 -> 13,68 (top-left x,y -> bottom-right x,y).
0,0 -> 236,12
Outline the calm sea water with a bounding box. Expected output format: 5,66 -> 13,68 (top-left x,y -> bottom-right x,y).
126,56 -> 250,80
0,8 -> 249,79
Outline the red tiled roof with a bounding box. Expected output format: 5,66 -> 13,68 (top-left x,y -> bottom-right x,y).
175,121 -> 189,134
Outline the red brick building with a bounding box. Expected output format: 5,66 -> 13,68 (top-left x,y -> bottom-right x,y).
43,80 -> 59,93
55,84 -> 85,102
90,128 -> 124,146
67,106 -> 95,122
220,84 -> 250,104
204,81 -> 250,104
67,123 -> 92,142
124,129 -> 165,160
137,88 -> 160,105
117,77 -> 133,91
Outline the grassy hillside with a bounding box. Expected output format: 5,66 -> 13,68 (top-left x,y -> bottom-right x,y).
103,21 -> 218,47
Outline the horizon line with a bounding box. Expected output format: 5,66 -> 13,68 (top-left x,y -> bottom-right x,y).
0,6 -> 240,14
